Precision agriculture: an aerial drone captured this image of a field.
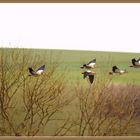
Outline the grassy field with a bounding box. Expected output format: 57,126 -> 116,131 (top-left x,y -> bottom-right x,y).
0,48 -> 140,136
60,49 -> 140,84
2,48 -> 140,84
27,48 -> 140,85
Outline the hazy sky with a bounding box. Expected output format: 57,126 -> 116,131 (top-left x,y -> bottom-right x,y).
0,3 -> 140,52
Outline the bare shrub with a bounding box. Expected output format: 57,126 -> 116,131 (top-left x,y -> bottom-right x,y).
73,75 -> 140,136
1,48 -> 140,136
0,48 -> 72,136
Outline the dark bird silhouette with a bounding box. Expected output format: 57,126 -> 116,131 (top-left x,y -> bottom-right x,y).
82,70 -> 95,84
112,66 -> 120,73
80,58 -> 96,69
28,65 -> 45,76
130,58 -> 140,68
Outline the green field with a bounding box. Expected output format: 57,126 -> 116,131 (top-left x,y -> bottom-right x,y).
2,48 -> 140,84
0,48 -> 140,136
57,49 -> 140,84
20,48 -> 140,85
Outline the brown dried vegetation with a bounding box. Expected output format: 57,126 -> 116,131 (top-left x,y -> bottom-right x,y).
0,48 -> 140,136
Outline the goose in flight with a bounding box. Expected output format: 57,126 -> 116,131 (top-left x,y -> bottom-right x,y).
28,65 -> 45,76
80,58 -> 96,69
109,66 -> 127,75
130,58 -> 140,68
82,70 -> 95,84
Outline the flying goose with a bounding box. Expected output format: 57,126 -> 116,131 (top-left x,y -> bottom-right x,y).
28,65 -> 45,76
130,58 -> 140,68
80,58 -> 96,69
109,66 -> 127,75
82,70 -> 95,84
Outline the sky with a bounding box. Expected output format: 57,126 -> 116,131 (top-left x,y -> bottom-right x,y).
0,3 -> 140,53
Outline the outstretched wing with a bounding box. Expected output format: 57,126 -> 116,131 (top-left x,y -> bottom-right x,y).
88,75 -> 94,84
112,66 -> 120,73
28,67 -> 36,75
137,58 -> 140,61
132,59 -> 136,66
83,72 -> 88,79
132,58 -> 140,66
136,58 -> 140,65
87,59 -> 96,67
36,65 -> 45,74
36,65 -> 45,71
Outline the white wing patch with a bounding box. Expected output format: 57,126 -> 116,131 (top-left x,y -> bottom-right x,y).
120,70 -> 125,74
135,61 -> 140,65
87,70 -> 92,73
36,70 -> 44,75
88,62 -> 96,67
